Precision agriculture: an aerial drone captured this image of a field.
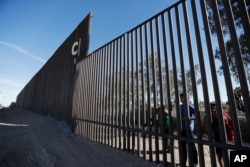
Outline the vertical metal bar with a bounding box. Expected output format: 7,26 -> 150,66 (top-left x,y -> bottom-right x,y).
99,49 -> 103,142
92,53 -> 97,141
106,43 -> 112,146
78,63 -> 83,136
123,34 -> 127,151
106,45 -> 110,145
90,55 -> 96,140
85,58 -> 90,138
104,45 -> 109,145
119,37 -> 122,150
109,43 -> 113,146
83,60 -> 87,138
176,4 -> 190,136
73,63 -> 79,135
81,62 -> 86,137
115,39 -> 119,149
105,45 -> 109,144
84,58 -> 88,138
89,56 -> 93,139
110,42 -> 114,147
101,46 -> 106,144
91,56 -> 95,140
95,50 -> 101,142
93,54 -> 97,141
131,31 -> 136,154
112,41 -> 115,147
78,63 -> 82,137
100,47 -> 104,143
140,25 -> 146,160
145,22 -> 153,162
135,28 -> 141,157
90,55 -> 94,141
87,57 -> 91,139
113,41 -> 116,148
109,42 -> 113,147
117,38 -> 121,149
169,7 -> 183,166
83,59 -> 87,137
126,33 -> 131,152
150,18 -> 160,163
82,58 -> 87,137
91,52 -> 95,141
156,14 -> 167,166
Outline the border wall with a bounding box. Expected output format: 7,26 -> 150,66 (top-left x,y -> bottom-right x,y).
16,13 -> 91,123
16,1 -> 250,166
72,1 -> 250,166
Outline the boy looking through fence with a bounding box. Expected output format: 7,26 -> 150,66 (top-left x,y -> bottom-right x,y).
156,105 -> 170,152
209,102 -> 235,167
179,93 -> 198,166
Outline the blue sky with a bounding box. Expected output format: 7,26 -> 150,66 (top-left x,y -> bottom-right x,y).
0,0 -> 178,106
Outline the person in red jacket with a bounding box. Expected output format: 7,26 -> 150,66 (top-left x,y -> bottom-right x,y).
222,111 -> 235,142
210,102 -> 235,167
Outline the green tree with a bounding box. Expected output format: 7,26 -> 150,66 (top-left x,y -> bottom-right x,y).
140,53 -> 201,105
234,87 -> 244,112
206,0 -> 250,84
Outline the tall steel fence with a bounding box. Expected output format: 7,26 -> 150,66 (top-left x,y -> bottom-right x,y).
72,0 -> 250,166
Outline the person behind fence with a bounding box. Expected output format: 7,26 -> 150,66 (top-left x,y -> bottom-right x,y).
156,105 -> 170,151
179,93 -> 198,166
156,105 -> 170,134
209,102 -> 235,167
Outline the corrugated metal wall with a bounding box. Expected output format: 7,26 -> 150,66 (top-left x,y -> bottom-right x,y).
16,13 -> 91,123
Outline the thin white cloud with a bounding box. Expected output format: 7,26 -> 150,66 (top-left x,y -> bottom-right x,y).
0,78 -> 24,88
0,40 -> 46,63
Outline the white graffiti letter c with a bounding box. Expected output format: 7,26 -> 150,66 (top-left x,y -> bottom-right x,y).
72,41 -> 79,56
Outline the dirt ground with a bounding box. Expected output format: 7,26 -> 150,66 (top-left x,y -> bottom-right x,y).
0,108 -> 157,167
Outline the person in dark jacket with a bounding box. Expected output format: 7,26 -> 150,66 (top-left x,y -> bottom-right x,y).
210,102 -> 235,167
